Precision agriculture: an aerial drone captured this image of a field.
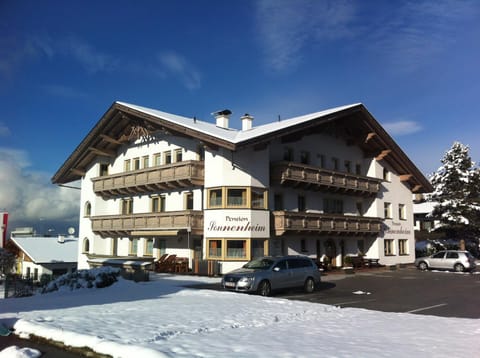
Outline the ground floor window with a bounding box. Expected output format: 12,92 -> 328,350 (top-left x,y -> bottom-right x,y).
144,238 -> 154,256
384,239 -> 394,256
207,238 -> 268,260
398,239 -> 408,255
158,239 -> 166,256
129,238 -> 139,256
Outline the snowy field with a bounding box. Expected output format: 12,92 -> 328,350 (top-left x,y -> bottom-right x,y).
1,272 -> 479,358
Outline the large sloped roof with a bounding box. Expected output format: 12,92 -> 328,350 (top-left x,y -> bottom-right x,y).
52,101 -> 432,193
11,237 -> 78,264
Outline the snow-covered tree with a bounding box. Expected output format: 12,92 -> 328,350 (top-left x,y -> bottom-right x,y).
429,142 -> 480,241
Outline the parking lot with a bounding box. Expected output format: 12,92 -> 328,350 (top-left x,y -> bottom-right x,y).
275,267 -> 480,318
203,266 -> 480,319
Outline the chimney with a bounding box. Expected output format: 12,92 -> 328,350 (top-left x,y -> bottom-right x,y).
241,113 -> 254,131
213,109 -> 232,129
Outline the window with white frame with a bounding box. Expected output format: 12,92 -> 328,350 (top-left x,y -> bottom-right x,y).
384,202 -> 392,219
398,204 -> 406,220
399,239 -> 408,255
384,239 -> 394,256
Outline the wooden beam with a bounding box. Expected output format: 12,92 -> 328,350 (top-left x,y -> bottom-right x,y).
365,132 -> 377,143
88,147 -> 116,158
412,184 -> 423,193
399,174 -> 413,182
100,134 -> 122,145
375,149 -> 391,161
70,168 -> 86,176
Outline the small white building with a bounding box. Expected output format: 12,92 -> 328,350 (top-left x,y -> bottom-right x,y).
52,101 -> 432,273
9,236 -> 78,280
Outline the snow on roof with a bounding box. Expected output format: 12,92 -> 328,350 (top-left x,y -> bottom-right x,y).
116,101 -> 361,144
11,236 -> 78,264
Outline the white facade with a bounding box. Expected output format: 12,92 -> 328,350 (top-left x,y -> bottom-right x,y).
53,101 -> 432,274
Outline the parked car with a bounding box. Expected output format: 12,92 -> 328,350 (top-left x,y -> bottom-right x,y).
415,250 -> 476,272
221,255 -> 321,296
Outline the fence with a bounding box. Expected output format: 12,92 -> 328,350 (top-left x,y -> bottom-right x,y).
2,274 -> 35,298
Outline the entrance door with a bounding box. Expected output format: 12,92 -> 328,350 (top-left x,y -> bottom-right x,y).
325,239 -> 337,267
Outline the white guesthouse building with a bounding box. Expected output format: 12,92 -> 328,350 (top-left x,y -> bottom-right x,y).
52,102 -> 432,274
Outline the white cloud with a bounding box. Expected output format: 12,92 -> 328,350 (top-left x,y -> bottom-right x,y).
255,0 -> 356,72
0,122 -> 11,137
0,148 -> 79,232
382,120 -> 422,136
157,51 -> 201,90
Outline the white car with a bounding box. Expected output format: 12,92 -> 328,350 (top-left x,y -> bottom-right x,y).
415,250 -> 476,272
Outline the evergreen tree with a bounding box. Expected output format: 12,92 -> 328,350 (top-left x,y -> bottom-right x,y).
429,142 -> 480,241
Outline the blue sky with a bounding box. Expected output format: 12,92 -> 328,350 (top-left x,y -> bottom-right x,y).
1,0 -> 479,233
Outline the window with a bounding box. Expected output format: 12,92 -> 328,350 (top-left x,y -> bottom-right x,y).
154,153 -> 161,166
357,240 -> 365,255
227,188 -> 247,207
355,164 -> 362,175
129,238 -> 139,256
332,157 -> 339,171
111,238 -> 118,256
197,145 -> 205,161
324,198 -> 343,214
33,268 -> 38,281
398,204 -> 406,220
83,238 -> 90,253
174,149 -> 182,162
384,202 -> 392,219
356,202 -> 363,216
26,267 -> 30,278
226,240 -> 247,259
144,238 -> 154,256
399,239 -> 408,255
124,159 -> 131,172
300,239 -> 307,252
283,147 -> 294,161
133,157 -> 140,170
300,151 -> 310,165
208,239 -> 222,258
446,252 -> 459,259
208,188 -> 223,208
121,199 -> 133,215
143,155 -> 149,169
274,194 -> 284,211
251,188 -> 266,209
164,151 -> 172,164
317,154 -> 325,168
151,196 -> 166,212
383,168 -> 390,181
99,163 -> 109,176
384,239 -> 394,256
84,201 -> 91,217
298,195 -> 306,211
158,240 -> 167,256
185,192 -> 194,210
344,160 -> 352,173
251,239 -> 266,258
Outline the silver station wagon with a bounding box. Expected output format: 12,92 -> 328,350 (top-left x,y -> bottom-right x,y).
415,250 -> 477,272
221,255 -> 321,296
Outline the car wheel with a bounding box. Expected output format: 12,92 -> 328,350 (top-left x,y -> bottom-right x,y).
418,261 -> 428,271
257,280 -> 271,296
304,277 -> 315,293
454,263 -> 465,272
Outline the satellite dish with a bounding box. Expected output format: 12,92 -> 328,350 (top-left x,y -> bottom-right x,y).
68,227 -> 75,235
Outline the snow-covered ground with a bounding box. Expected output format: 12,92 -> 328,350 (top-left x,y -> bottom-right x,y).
1,272 -> 479,358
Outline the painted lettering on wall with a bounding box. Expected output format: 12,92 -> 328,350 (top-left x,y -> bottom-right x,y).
383,222 -> 411,235
208,216 -> 266,232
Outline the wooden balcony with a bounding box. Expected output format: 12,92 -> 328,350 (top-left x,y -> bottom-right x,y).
271,161 -> 382,196
92,160 -> 204,198
272,210 -> 383,236
91,210 -> 204,237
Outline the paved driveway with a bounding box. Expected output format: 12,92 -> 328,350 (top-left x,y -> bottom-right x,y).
276,267 -> 480,318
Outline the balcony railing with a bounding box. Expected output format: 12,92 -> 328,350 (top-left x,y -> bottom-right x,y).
272,210 -> 383,236
92,160 -> 204,198
91,210 -> 203,237
271,161 -> 382,196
